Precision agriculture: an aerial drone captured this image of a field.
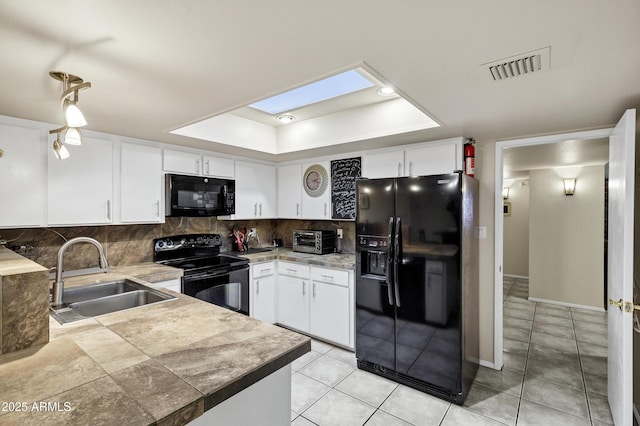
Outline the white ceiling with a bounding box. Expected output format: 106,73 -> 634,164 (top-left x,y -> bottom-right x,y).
503,138 -> 609,180
0,1 -> 639,162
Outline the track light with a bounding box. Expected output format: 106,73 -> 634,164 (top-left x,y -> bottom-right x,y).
49,71 -> 91,159
52,135 -> 70,160
64,127 -> 82,145
64,102 -> 87,128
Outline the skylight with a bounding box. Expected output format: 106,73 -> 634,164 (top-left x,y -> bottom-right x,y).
249,70 -> 374,114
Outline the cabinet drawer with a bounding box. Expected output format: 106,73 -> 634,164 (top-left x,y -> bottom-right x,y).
311,266 -> 349,287
252,261 -> 275,278
277,261 -> 310,279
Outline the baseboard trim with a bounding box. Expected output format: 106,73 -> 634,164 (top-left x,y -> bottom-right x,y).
504,274 -> 529,279
527,297 -> 605,312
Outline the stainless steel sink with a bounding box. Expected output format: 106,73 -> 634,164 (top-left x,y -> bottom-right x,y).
62,279 -> 146,304
50,279 -> 176,324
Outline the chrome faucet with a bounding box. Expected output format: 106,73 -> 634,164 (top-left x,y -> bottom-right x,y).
52,237 -> 109,307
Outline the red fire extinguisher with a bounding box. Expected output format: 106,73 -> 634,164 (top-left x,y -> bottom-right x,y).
464,141 -> 475,178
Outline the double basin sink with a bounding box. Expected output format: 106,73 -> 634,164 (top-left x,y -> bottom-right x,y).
50,279 -> 176,324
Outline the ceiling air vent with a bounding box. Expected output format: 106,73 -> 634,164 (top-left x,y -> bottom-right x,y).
483,47 -> 550,81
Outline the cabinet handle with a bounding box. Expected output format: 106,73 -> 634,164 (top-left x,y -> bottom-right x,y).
195,159 -> 200,174
398,162 -> 402,177
259,203 -> 262,216
313,282 -> 316,298
409,161 -> 413,176
256,280 -> 260,294
260,268 -> 271,273
205,160 -> 210,175
324,202 -> 327,217
106,200 -> 111,220
254,203 -> 258,216
286,268 -> 297,273
296,203 -> 300,216
302,281 -> 306,295
321,274 -> 334,280
155,200 -> 160,217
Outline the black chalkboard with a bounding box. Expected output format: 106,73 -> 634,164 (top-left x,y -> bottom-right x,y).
331,157 -> 361,220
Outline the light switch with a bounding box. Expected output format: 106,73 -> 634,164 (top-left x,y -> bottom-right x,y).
478,226 -> 487,239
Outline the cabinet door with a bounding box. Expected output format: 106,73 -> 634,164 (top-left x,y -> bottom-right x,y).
0,123 -> 46,227
301,161 -> 331,220
277,164 -> 302,218
404,142 -> 459,176
253,274 -> 276,324
48,136 -> 114,225
310,281 -> 350,347
203,155 -> 234,178
120,143 -> 163,223
277,275 -> 309,332
362,150 -> 404,178
163,149 -> 201,174
235,161 -> 276,219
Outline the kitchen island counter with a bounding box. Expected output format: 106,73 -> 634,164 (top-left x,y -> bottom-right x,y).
0,268 -> 310,425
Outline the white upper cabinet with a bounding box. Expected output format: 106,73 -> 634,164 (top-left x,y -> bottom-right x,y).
0,123 -> 46,227
361,150 -> 404,178
301,161 -> 331,220
234,161 -> 276,219
120,143 -> 163,223
277,164 -> 302,219
203,154 -> 234,178
163,149 -> 201,175
163,149 -> 235,178
362,138 -> 464,178
404,141 -> 461,176
48,136 -> 114,226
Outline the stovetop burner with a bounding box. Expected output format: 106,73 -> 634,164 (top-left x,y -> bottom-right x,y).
153,234 -> 249,273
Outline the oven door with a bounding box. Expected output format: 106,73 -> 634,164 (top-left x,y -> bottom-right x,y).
183,266 -> 249,315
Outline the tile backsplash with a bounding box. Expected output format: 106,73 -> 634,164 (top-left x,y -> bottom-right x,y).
0,218 -> 355,270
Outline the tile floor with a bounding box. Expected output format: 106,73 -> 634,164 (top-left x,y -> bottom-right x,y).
290,277 -> 611,425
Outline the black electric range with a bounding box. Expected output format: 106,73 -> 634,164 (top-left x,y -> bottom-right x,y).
153,234 -> 250,315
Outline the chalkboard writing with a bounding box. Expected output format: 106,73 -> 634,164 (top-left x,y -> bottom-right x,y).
331,157 -> 361,220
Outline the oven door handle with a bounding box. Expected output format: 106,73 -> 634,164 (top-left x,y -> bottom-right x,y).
186,269 -> 230,280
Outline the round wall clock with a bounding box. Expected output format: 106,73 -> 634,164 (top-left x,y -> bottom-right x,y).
303,164 -> 329,197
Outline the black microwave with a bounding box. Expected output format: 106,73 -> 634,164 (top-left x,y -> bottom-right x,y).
165,174 -> 235,216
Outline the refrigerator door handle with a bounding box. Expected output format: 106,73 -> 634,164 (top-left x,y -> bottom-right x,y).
386,216 -> 394,305
394,217 -> 401,307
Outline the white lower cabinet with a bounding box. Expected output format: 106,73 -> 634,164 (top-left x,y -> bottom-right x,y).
277,274 -> 310,332
310,266 -> 351,347
274,261 -> 353,348
251,261 -> 276,324
154,277 -> 182,293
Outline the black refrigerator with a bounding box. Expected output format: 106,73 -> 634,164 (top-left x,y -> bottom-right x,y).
355,172 -> 479,404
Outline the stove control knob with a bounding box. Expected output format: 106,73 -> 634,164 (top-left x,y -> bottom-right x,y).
213,235 -> 221,245
157,241 -> 165,248
166,240 -> 174,247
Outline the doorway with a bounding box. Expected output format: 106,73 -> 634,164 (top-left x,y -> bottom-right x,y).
494,127 -> 613,371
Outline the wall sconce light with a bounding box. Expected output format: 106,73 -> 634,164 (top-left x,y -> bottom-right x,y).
48,71 -> 91,159
563,178 -> 576,196
503,187 -> 510,200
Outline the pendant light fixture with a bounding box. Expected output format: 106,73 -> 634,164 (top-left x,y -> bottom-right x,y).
48,71 -> 91,159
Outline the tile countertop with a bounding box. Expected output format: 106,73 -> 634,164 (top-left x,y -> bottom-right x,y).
235,247 -> 356,270
0,264 -> 310,425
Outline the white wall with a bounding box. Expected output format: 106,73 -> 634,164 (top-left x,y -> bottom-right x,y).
503,180 -> 529,277
528,166 -> 605,308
